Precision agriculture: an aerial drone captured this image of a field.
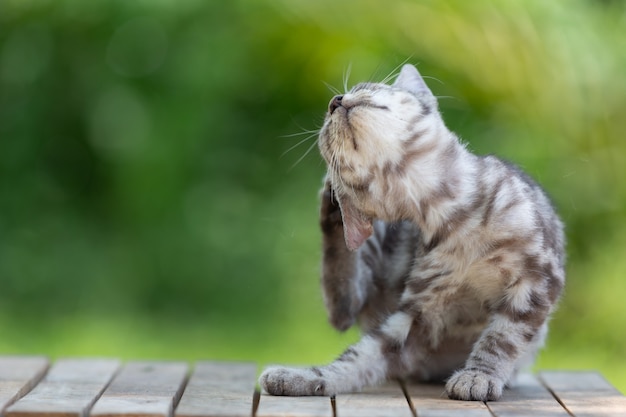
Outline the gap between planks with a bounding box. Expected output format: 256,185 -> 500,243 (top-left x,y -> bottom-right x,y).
539,371 -> 626,417
255,379 -> 486,417
3,357 -> 626,417
4,358 -> 121,417
252,372 -> 626,417
0,356 -> 50,414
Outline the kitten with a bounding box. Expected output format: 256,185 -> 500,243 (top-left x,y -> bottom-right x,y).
260,64 -> 565,401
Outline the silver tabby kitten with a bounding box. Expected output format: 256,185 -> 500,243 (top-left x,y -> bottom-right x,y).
260,64 -> 565,401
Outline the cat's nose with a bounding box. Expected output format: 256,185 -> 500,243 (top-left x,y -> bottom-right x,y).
329,95 -> 344,114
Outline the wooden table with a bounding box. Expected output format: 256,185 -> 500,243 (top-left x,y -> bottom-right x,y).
1,356 -> 624,417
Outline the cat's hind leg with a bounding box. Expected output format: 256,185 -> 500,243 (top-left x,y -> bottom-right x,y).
445,294 -> 554,401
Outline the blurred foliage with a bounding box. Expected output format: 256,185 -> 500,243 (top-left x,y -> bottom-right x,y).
1,0 -> 625,392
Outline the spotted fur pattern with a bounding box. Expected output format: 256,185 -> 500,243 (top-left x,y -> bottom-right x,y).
260,65 -> 565,401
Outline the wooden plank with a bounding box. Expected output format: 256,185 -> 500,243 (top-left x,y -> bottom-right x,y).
404,383 -> 492,417
5,358 -> 120,417
0,356 -> 50,413
174,361 -> 256,417
90,361 -> 188,417
255,395 -> 332,417
539,371 -> 626,417
486,373 -> 569,417
333,383 -> 413,417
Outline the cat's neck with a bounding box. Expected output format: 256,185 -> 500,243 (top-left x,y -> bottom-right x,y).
396,131 -> 480,242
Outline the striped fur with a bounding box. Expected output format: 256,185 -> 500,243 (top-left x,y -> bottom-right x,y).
260,65 -> 565,401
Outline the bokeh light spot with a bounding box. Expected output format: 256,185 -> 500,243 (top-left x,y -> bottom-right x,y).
106,17 -> 168,78
88,86 -> 151,158
0,24 -> 53,86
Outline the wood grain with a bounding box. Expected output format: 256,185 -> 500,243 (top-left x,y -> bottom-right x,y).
333,383 -> 413,417
486,373 -> 569,417
4,358 -> 120,417
404,383 -> 492,417
174,361 -> 256,417
0,356 -> 50,413
255,395 -> 333,417
3,356 -> 626,417
90,361 -> 188,417
539,371 -> 626,417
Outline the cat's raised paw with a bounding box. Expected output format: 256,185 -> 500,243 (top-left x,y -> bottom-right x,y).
260,366 -> 329,396
445,369 -> 503,401
319,181 -> 343,231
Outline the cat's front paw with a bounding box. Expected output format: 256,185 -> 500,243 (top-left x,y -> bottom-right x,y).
445,369 -> 503,401
260,366 -> 329,396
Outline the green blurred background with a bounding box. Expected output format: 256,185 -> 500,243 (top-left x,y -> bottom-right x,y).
1,0 -> 625,392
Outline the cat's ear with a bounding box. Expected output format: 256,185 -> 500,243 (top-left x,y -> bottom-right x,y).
393,64 -> 433,97
337,195 -> 373,251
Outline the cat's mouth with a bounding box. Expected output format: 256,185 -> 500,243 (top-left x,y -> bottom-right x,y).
329,94 -> 389,116
322,109 -> 359,153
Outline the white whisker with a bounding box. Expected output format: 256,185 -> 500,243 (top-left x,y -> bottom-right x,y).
280,129 -> 320,138
323,81 -> 342,96
281,133 -> 318,157
381,57 -> 415,85
423,75 -> 445,85
343,62 -> 352,94
366,62 -> 385,84
434,95 -> 459,101
288,137 -> 319,171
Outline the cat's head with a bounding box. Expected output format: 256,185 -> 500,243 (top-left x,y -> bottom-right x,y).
319,64 -> 443,250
